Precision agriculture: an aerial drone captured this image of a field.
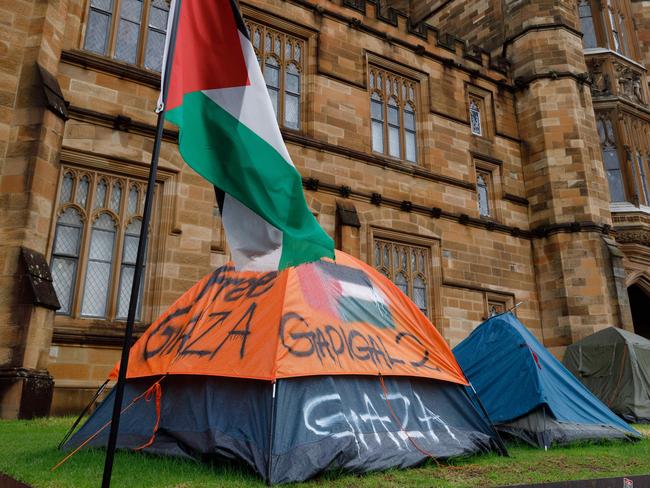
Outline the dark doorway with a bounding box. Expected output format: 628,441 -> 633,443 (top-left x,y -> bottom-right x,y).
628,284 -> 650,340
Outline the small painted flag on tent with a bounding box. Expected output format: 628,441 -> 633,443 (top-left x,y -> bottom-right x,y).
297,261 -> 395,329
160,0 -> 334,271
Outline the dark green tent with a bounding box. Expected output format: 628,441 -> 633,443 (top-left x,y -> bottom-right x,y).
563,327 -> 650,423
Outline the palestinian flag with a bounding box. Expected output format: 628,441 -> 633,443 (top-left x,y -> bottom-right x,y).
162,0 -> 334,270
297,261 -> 395,329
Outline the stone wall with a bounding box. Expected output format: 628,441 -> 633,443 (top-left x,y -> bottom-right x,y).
1,0 -> 646,416
0,0 -> 70,418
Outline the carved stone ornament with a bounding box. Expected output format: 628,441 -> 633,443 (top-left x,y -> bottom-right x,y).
613,60 -> 646,106
587,59 -> 610,96
616,229 -> 650,246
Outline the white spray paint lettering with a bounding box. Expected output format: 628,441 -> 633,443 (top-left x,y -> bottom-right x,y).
303,390 -> 456,453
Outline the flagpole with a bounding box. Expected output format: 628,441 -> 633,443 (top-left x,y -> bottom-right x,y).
100,2 -> 181,487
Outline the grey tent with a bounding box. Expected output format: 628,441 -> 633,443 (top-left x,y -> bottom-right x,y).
563,327 -> 650,423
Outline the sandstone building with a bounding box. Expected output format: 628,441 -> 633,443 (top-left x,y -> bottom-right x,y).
1,0 -> 649,418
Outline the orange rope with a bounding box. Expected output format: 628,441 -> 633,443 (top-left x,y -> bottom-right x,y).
51,376 -> 166,471
133,382 -> 162,451
378,375 -> 442,467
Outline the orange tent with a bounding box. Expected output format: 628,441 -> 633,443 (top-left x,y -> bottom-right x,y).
113,251 -> 465,384
65,252 -> 501,484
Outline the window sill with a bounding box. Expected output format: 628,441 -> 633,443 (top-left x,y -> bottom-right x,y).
583,48 -> 645,71
610,202 -> 650,216
60,49 -> 161,90
53,316 -> 149,346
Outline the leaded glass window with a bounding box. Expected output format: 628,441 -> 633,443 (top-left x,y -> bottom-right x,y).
117,218 -> 144,320
597,114 -> 626,202
50,167 -> 152,322
477,171 -> 491,217
84,0 -> 114,55
82,213 -> 116,318
82,0 -> 169,72
469,98 -> 482,136
51,208 -> 83,315
371,92 -> 385,153
368,67 -> 418,162
578,0 -> 597,49
387,97 -> 401,158
144,0 -> 169,71
608,2 -> 622,54
246,20 -> 304,129
373,238 -> 431,317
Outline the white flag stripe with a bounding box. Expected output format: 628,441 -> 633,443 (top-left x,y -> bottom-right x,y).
202,33 -> 294,168
339,281 -> 387,304
222,193 -> 282,271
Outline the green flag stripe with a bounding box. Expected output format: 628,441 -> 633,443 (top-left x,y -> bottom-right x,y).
166,90 -> 334,268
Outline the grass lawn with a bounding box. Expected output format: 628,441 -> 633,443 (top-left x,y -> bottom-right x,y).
1,418 -> 649,488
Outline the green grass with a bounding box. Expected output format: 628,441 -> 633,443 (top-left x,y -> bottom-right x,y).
1,417 -> 650,488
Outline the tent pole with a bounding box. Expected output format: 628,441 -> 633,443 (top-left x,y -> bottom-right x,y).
100,3 -> 181,487
267,380 -> 278,486
468,382 -> 509,457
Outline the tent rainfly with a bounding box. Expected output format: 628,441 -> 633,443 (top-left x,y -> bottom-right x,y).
563,327 -> 650,423
453,312 -> 641,449
62,252 -> 502,484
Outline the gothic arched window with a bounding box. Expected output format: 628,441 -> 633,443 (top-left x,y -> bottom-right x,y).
477,171 -> 491,217
372,238 -> 432,318
50,168 -> 152,321
597,115 -> 626,202
51,207 -> 84,315
247,20 -> 304,129
370,92 -> 385,153
368,67 -> 418,163
469,98 -> 482,136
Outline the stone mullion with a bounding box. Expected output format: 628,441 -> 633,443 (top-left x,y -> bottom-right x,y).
136,0 -> 152,68
71,177 -> 95,319
107,0 -> 123,60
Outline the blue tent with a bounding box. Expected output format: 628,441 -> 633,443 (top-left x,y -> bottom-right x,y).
453,312 -> 640,448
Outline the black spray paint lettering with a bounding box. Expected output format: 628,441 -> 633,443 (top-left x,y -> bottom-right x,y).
142,268 -> 271,361
279,312 -> 440,370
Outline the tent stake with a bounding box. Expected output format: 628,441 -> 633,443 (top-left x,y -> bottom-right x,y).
100,3 -> 181,487
267,380 -> 278,486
